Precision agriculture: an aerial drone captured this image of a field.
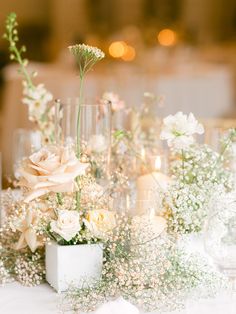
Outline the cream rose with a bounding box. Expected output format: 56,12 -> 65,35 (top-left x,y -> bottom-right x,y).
18,145 -> 89,202
50,210 -> 81,241
84,209 -> 116,239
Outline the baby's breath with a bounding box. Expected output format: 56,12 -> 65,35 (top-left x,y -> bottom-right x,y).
61,214 -> 226,313
163,135 -> 235,234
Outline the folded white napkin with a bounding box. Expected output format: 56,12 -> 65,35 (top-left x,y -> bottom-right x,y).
95,297 -> 140,314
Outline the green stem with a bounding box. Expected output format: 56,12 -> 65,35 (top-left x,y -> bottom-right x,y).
75,72 -> 85,211
8,25 -> 33,88
77,73 -> 84,158
217,130 -> 235,162
181,149 -> 185,183
14,47 -> 32,87
56,193 -> 63,205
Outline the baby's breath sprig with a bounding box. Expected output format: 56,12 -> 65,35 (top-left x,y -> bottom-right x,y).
3,12 -> 33,88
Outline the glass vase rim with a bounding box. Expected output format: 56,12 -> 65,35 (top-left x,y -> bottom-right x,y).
57,98 -> 111,107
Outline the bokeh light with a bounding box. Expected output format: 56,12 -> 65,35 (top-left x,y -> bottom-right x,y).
122,45 -> 136,61
109,41 -> 127,58
157,29 -> 177,47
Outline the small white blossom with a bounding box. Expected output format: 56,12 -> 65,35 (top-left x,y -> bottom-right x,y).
160,112 -> 204,150
22,82 -> 53,121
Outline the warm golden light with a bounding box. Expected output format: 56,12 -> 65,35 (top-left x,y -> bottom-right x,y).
155,156 -> 162,171
157,29 -> 177,47
109,41 -> 127,58
122,45 -> 136,61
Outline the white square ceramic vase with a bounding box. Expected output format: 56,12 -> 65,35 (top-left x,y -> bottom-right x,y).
46,242 -> 103,292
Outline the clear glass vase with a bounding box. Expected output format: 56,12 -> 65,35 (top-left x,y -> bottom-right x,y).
55,99 -> 111,183
204,199 -> 236,292
13,129 -> 42,179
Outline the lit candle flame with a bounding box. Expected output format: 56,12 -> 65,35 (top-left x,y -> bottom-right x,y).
155,156 -> 161,171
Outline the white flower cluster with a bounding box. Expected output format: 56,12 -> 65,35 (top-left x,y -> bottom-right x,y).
22,81 -> 53,122
68,44 -> 105,76
14,251 -> 45,287
164,182 -> 210,233
160,115 -> 235,234
160,112 -> 204,150
164,144 -> 234,234
172,144 -> 234,188
68,44 -> 105,61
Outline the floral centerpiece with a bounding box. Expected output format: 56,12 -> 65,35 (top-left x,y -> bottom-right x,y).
1,13 -> 115,291
0,11 -> 234,314
0,145 -> 116,290
60,112 -> 232,312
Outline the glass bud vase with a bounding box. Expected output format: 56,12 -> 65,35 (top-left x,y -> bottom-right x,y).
55,98 -> 111,184
204,199 -> 236,292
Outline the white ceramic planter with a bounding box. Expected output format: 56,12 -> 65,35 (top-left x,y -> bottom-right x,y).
46,242 -> 103,293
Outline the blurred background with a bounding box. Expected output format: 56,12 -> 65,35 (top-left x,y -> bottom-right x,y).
0,0 -> 236,181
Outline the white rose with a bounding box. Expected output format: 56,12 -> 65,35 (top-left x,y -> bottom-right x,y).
160,112 -> 204,150
84,209 -> 116,239
88,134 -> 107,153
50,210 -> 81,241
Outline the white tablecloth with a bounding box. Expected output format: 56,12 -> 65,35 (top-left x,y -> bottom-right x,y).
0,282 -> 235,314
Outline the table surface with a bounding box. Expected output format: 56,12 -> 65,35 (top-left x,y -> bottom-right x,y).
1,282 -> 236,314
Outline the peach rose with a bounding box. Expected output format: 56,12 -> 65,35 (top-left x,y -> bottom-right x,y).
18,145 -> 89,202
